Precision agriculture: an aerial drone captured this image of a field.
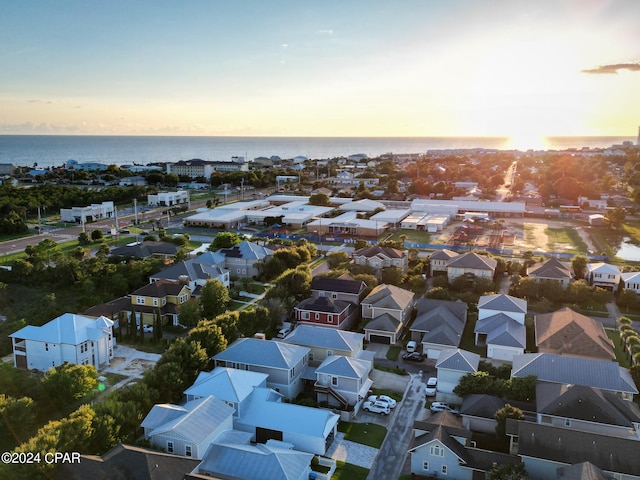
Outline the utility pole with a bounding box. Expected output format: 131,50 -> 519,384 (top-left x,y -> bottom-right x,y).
134,198 -> 138,225
241,177 -> 245,200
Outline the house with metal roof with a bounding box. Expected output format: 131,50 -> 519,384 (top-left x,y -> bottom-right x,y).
10,313 -> 115,372
527,257 -> 573,288
283,325 -> 365,366
459,394 -> 506,434
141,396 -> 235,460
511,353 -> 638,400
535,383 -> 640,440
213,338 -> 309,400
587,262 -> 622,292
195,442 -> 316,480
446,252 -> 497,283
310,275 -> 367,305
434,349 -> 480,403
409,412 -> 520,480
535,307 -> 615,361
362,284 -> 415,344
214,240 -> 274,278
148,257 -> 229,290
411,299 -> 468,359
314,355 -> 373,411
233,387 -> 339,455
184,367 -> 269,416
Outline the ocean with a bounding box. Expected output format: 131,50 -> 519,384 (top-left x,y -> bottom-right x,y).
0,135 -> 634,168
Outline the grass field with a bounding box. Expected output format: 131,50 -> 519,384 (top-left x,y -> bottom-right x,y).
386,230 -> 431,245
332,460 -> 369,480
545,227 -> 588,253
337,422 -> 387,449
606,329 -> 631,368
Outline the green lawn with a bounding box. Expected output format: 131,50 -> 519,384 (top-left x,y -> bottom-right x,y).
332,460 -> 369,480
545,227 -> 587,253
337,422 -> 387,448
458,312 -> 485,356
229,300 -> 247,310
386,230 -> 431,245
606,329 -> 631,368
386,346 -> 401,361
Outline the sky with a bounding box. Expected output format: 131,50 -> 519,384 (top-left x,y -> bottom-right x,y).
1,0 -> 639,142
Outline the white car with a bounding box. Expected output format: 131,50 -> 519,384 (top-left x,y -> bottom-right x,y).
425,377 -> 437,397
367,394 -> 397,409
430,402 -> 459,415
143,324 -> 153,333
363,400 -> 391,415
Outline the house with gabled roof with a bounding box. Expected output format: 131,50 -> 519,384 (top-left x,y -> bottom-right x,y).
507,419 -> 640,479
129,279 -> 192,327
10,313 -> 115,371
283,325 -> 365,366
215,240 -> 273,278
148,257 -> 229,290
587,262 -> 622,292
109,240 -> 181,261
556,462 -> 611,480
195,441 -> 315,480
475,294 -> 527,361
361,284 -> 414,344
429,249 -> 458,276
622,271 -> 640,294
527,257 -> 573,288
535,307 -> 615,360
213,338 -> 309,400
315,355 -> 373,411
310,275 -> 367,305
411,299 -> 468,359
141,395 -> 235,459
233,387 -> 339,455
409,412 -> 520,480
459,394 -> 506,434
511,353 -> 638,400
352,245 -> 408,274
293,296 -> 356,330
435,349 -> 480,403
446,252 -> 497,283
535,383 -> 640,440
184,367 -> 269,416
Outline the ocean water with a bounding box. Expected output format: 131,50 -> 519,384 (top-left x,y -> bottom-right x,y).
0,135 -> 633,168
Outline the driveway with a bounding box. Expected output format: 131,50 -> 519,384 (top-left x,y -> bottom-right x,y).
102,344 -> 161,388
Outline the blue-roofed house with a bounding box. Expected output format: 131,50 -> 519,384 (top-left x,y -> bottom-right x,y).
233,387 -> 339,455
184,366 -> 269,417
213,338 -> 309,400
512,353 -> 638,401
195,442 -> 315,480
214,240 -> 273,278
148,256 -> 230,290
9,313 -> 115,372
475,294 -> 527,361
314,355 -> 373,411
435,349 -> 480,403
283,324 -> 365,366
141,396 -> 235,459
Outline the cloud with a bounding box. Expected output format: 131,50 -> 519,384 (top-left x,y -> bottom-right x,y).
28,99 -> 54,104
581,62 -> 640,74
316,29 -> 334,35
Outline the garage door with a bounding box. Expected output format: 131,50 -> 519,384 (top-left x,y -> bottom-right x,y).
369,334 -> 391,344
427,348 -> 442,360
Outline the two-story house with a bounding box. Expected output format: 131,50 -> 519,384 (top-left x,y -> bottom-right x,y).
149,256 -> 230,290
428,249 -> 458,276
446,252 -> 497,283
213,240 -> 273,278
361,284 -> 414,344
587,262 -> 622,292
474,294 -> 527,361
129,279 -> 192,327
10,313 -> 115,372
213,338 -> 309,400
314,355 -> 373,411
283,325 -> 366,366
527,257 -> 573,288
293,296 -> 356,330
411,299 -> 468,359
352,245 -> 408,274
310,275 -> 367,306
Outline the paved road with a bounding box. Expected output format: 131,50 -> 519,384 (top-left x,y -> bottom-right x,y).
366,373 -> 427,480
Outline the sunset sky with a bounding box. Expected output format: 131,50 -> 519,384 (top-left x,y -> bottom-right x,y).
1,0 -> 639,142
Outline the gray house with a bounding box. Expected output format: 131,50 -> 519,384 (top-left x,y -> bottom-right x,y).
411,299 -> 468,359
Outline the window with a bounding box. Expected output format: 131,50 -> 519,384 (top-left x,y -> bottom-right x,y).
327,315 -> 333,323
327,350 -> 333,356
153,298 -> 158,306
45,343 -> 49,351
331,293 -> 338,299
319,291 -> 325,297
309,352 -> 314,362
167,441 -> 174,453
423,461 -> 429,471
564,418 -> 571,427
136,296 -> 145,305
331,376 -> 338,386
301,312 -> 310,320
185,445 -> 192,457
315,313 -> 320,320
442,465 -> 448,475
430,445 -> 444,457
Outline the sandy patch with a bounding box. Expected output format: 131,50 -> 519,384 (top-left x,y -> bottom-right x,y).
121,359 -> 157,376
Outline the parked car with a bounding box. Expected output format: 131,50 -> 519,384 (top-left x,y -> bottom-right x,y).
430,402 -> 459,415
277,322 -> 292,339
406,340 -> 418,353
425,377 -> 437,397
363,400 -> 391,415
402,352 -> 424,362
143,324 -> 153,333
367,395 -> 397,409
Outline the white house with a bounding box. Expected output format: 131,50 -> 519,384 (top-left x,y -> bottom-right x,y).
60,201 -> 115,224
475,294 -> 527,362
622,271 -> 640,294
141,396 -> 235,459
587,262 -> 622,292
148,190 -> 189,207
9,313 -> 115,372
434,349 -> 480,404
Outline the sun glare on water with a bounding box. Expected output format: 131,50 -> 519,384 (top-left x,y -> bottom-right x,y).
504,134 -> 549,151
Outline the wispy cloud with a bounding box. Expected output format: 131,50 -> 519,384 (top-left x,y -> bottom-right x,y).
581,62 -> 640,74
28,99 -> 54,104
316,29 -> 333,35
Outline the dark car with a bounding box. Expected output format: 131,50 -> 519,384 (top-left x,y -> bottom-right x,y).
402,352 -> 424,362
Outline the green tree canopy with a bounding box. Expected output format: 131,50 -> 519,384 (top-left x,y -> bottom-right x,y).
41,362 -> 98,408
200,279 -> 231,319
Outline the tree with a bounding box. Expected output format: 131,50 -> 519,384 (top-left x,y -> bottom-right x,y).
326,251 -> 349,269
91,229 -> 104,242
605,205 -> 626,230
571,255 -> 588,280
618,289 -> 640,312
179,299 -> 202,328
200,279 -> 231,319
208,232 -> 242,250
488,462 -> 530,480
454,371 -> 506,398
78,231 -> 92,245
41,362 -> 99,408
381,266 -> 405,286
0,394 -> 38,445
495,403 -> 524,439
508,375 -> 536,402
187,322 -> 228,357
308,193 -> 331,206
